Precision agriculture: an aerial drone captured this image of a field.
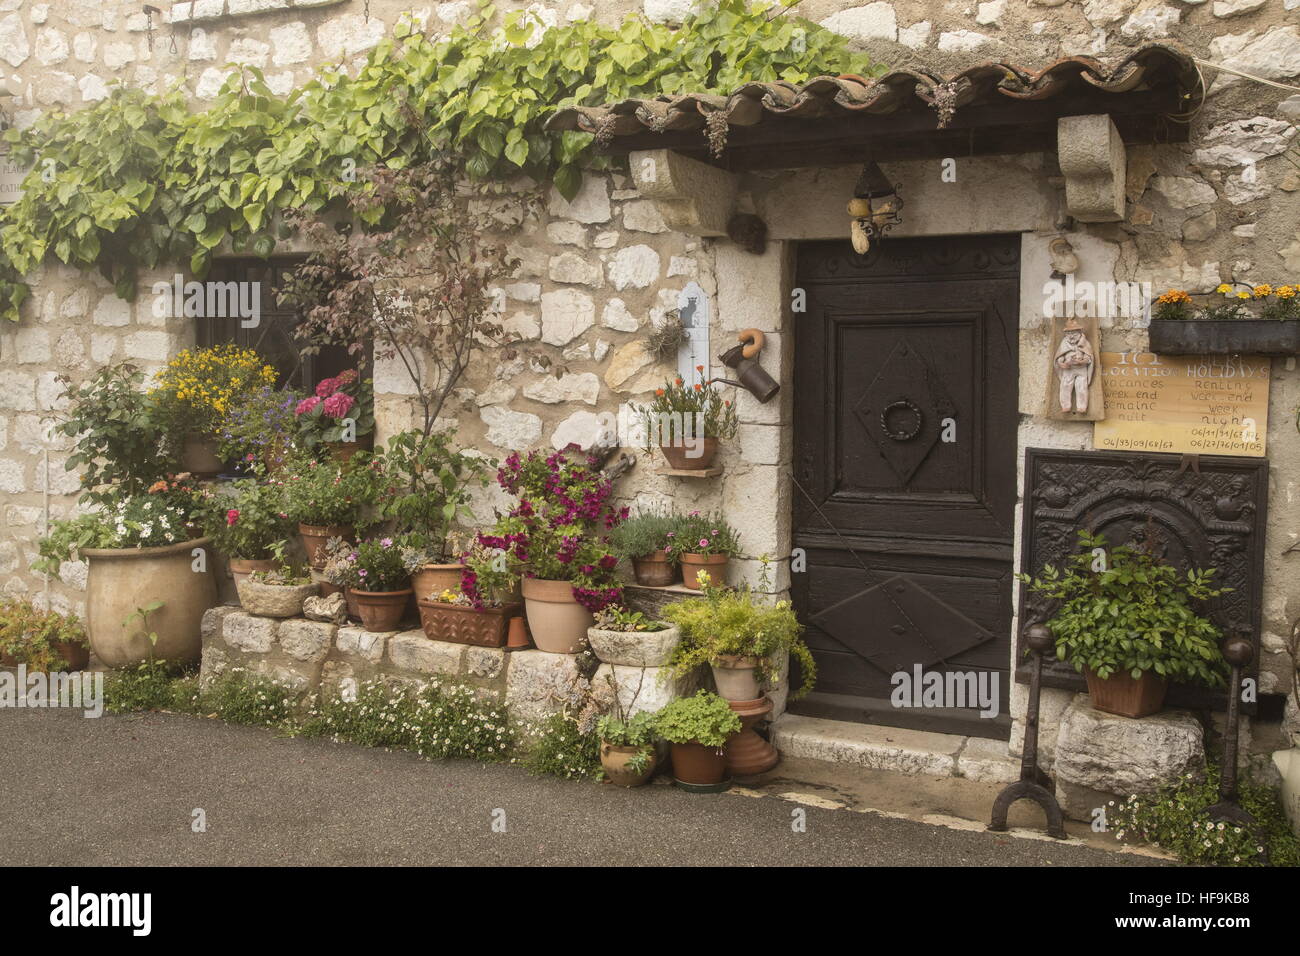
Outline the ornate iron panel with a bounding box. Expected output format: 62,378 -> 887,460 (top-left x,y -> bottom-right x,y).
1016,447 -> 1269,711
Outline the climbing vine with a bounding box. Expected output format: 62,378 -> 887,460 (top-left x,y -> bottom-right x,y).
0,0 -> 877,321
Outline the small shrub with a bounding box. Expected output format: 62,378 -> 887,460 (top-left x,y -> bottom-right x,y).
1108,763 -> 1300,867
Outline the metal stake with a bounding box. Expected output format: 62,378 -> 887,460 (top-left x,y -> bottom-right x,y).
989,623 -> 1068,840
1207,633 -> 1255,827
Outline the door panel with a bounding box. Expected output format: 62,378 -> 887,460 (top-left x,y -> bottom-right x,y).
791,235 -> 1020,738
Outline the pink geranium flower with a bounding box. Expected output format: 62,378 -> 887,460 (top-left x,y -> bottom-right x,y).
698,538 -> 709,548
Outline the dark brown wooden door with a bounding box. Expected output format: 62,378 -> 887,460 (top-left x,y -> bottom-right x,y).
790,235 -> 1020,739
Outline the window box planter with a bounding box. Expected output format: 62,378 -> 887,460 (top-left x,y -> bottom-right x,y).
1148,319 -> 1300,356
416,599 -> 519,648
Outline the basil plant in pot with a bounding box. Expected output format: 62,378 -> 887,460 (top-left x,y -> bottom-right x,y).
663,574 -> 817,704
653,691 -> 742,789
1019,530 -> 1229,718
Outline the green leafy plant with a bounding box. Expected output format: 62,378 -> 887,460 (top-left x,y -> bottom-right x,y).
123,599 -> 166,650
592,604 -> 669,632
374,429 -> 491,561
653,692 -> 742,748
1019,530 -> 1229,686
523,711 -> 603,779
103,659 -> 194,714
608,510 -> 679,562
293,371 -> 376,448
453,538 -> 519,609
280,452 -> 380,527
1107,762 -> 1300,867
662,577 -> 816,698
0,1 -> 877,321
53,365 -> 173,503
596,710 -> 657,775
0,600 -> 89,672
197,478 -> 294,561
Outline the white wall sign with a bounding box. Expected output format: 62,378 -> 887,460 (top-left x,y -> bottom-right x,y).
676,281 -> 710,386
0,147 -> 25,206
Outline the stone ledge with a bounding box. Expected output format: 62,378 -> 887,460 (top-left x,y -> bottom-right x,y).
771,714 -> 965,778
170,0 -> 349,25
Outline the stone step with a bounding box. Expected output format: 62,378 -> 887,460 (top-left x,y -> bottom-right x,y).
770,714 -> 1020,784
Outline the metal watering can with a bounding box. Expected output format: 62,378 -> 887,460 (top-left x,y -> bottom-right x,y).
715,328 -> 779,404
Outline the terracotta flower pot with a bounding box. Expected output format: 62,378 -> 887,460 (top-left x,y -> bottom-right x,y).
411,563 -> 464,602
351,588 -> 413,633
228,557 -> 276,589
659,438 -> 719,470
298,523 -> 354,569
521,578 -> 594,654
83,537 -> 217,668
326,438 -> 371,464
724,696 -> 779,776
670,741 -> 728,786
631,552 -> 677,587
600,742 -> 656,787
680,553 -> 728,590
1084,666 -> 1168,718
711,655 -> 762,701
506,615 -> 532,651
344,587 -> 362,621
181,434 -> 224,477
417,600 -> 519,647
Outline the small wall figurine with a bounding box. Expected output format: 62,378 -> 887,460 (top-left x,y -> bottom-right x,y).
1044,313 -> 1105,421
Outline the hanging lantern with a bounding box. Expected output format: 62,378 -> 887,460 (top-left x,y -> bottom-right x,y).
847,160 -> 903,254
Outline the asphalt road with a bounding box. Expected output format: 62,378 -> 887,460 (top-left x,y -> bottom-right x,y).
0,707 -> 1160,867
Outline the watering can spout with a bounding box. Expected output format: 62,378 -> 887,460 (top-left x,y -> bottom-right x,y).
718,329 -> 780,404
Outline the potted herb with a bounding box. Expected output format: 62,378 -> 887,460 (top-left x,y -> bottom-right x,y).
663,574 -> 816,702
197,478 -> 295,587
281,453 -> 377,568
596,710 -> 658,788
377,429 -> 491,598
587,603 -> 680,668
609,511 -> 679,587
347,537 -> 413,633
294,370 -> 376,461
417,540 -> 521,648
1019,530 -> 1229,718
32,483 -> 215,668
0,600 -> 91,671
149,345 -> 279,476
1148,283 -> 1300,356
235,551 -> 318,619
653,691 -> 742,788
631,374 -> 738,470
477,448 -> 625,654
666,511 -> 741,590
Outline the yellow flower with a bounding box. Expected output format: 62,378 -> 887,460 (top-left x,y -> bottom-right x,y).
1215,283 -> 1232,295
1252,284 -> 1272,298
1276,285 -> 1295,299
1236,291 -> 1251,300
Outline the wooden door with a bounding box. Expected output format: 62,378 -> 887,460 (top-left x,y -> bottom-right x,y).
790,235 -> 1020,738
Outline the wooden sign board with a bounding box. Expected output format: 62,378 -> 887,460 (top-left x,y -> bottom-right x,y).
0,147 -> 24,206
1094,352 -> 1270,457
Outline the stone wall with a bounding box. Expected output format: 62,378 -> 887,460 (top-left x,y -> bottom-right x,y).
1,0 -> 1298,755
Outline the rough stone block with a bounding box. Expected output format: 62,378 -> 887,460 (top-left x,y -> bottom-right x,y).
277,619 -> 335,663
587,625 -> 681,667
1053,695 -> 1205,821
505,650 -> 582,721
465,646 -> 506,679
594,663 -> 690,716
222,611 -> 276,654
1057,114 -> 1126,222
335,625 -> 386,663
629,149 -> 737,237
387,631 -> 464,676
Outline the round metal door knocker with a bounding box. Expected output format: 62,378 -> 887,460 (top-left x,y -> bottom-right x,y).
880,400 -> 923,441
